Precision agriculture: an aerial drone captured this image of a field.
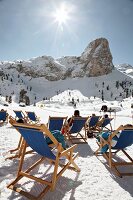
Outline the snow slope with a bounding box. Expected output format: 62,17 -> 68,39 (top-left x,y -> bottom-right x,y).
0,93 -> 133,200
0,65 -> 133,106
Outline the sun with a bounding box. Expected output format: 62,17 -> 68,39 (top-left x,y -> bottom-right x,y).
53,3 -> 70,25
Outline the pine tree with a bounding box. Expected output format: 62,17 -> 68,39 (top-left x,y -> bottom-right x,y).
125,88 -> 129,98
107,85 -> 109,90
19,89 -> 27,103
8,96 -> 12,103
6,96 -> 8,102
116,81 -> 119,89
101,90 -> 104,101
25,96 -> 30,105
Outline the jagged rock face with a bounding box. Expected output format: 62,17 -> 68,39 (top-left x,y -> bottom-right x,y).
80,38 -> 114,77
0,38 -> 114,80
15,60 -> 64,81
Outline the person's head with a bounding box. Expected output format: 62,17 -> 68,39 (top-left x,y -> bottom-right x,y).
74,110 -> 80,117
104,114 -> 108,118
101,105 -> 108,112
92,113 -> 96,116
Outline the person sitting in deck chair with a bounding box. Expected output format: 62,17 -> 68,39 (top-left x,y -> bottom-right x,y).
96,124 -> 133,153
46,129 -> 67,149
96,114 -> 109,126
7,115 -> 68,160
68,110 -> 81,126
62,110 -> 81,134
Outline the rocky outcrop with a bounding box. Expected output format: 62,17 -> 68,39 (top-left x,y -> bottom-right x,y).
1,38 -> 114,80
80,38 -> 114,77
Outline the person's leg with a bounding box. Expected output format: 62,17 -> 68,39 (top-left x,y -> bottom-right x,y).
46,130 -> 67,149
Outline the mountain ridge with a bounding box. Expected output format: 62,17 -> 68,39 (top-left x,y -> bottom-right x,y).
0,38 -> 114,81
0,38 -> 133,104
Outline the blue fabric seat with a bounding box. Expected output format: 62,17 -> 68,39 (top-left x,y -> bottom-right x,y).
26,111 -> 40,123
0,111 -> 7,121
27,112 -> 37,121
67,117 -> 88,143
95,117 -> 113,133
7,123 -> 80,199
112,129 -> 133,149
95,125 -> 133,177
48,116 -> 67,132
14,110 -> 25,120
88,116 -> 100,128
17,127 -> 56,160
70,117 -> 87,133
101,118 -> 112,129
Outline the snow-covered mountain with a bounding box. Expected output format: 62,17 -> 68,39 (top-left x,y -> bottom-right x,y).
116,63 -> 133,77
0,65 -> 133,105
0,38 -> 113,81
0,38 -> 133,105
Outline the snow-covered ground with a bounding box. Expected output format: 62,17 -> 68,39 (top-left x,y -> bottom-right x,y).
0,91 -> 133,200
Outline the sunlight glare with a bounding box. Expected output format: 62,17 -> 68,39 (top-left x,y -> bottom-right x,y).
54,3 -> 70,25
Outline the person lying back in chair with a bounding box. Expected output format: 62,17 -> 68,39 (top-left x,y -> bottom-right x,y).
9,115 -> 68,150
46,130 -> 67,149
97,124 -> 133,153
62,110 -> 81,134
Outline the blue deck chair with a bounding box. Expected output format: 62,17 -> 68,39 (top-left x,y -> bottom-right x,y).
96,117 -> 113,133
0,110 -> 8,124
88,115 -> 100,129
47,116 -> 67,132
6,115 -> 31,160
13,110 -> 27,122
7,123 -> 80,199
26,111 -> 40,123
67,116 -> 89,144
95,125 -> 133,177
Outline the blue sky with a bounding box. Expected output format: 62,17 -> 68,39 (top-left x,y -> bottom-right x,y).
0,0 -> 133,66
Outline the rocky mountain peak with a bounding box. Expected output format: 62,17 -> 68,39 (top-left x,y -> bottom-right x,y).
1,38 -> 114,80
80,38 -> 114,76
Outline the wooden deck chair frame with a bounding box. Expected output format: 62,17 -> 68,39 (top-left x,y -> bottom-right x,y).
7,116 -> 66,160
95,125 -> 133,177
47,116 -> 68,132
66,116 -> 89,144
95,117 -> 113,133
26,111 -> 40,124
6,116 -> 34,160
0,110 -> 8,125
7,122 -> 80,200
87,115 -> 101,131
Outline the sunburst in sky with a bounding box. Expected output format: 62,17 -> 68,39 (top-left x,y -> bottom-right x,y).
53,3 -> 71,26
0,0 -> 133,65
